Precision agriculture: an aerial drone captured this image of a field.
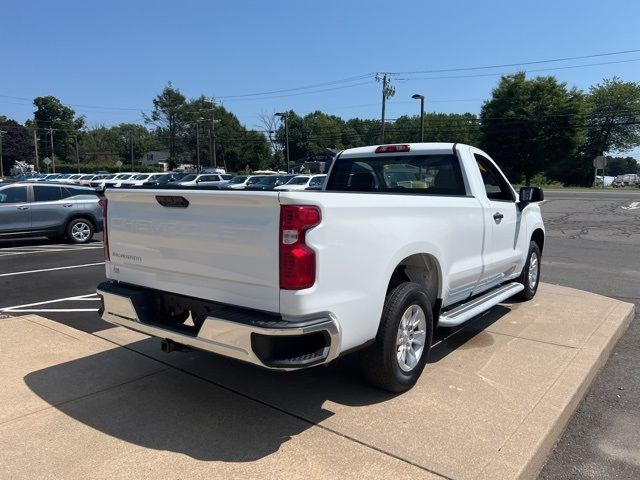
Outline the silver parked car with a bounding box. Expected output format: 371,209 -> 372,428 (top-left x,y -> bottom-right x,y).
0,182 -> 103,244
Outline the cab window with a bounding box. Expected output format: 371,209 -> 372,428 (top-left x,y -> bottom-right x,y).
34,186 -> 63,202
474,154 -> 514,202
0,187 -> 28,204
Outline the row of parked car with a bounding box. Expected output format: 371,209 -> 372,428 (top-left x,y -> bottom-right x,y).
6,172 -> 328,192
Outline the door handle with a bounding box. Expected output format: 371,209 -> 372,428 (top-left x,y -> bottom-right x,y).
63,203 -> 73,207
17,205 -> 29,210
493,212 -> 504,223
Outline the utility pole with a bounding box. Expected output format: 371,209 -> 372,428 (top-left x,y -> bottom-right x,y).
0,130 -> 7,178
377,73 -> 395,144
129,131 -> 134,172
33,130 -> 40,172
208,128 -> 213,167
49,127 -> 56,173
74,135 -> 80,173
275,112 -> 290,173
196,121 -> 201,172
210,98 -> 217,168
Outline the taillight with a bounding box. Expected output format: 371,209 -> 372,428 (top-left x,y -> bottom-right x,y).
280,205 -> 321,290
98,198 -> 109,260
375,144 -> 410,153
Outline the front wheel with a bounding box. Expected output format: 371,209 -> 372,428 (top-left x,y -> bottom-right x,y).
361,282 -> 434,393
516,241 -> 541,300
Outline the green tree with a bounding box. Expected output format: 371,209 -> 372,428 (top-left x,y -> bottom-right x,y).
547,78 -> 640,186
72,123 -> 158,170
480,73 -> 584,185
30,96 -> 85,162
388,113 -> 481,144
582,77 -> 640,158
606,156 -> 639,176
144,82 -> 188,167
1,118 -> 33,174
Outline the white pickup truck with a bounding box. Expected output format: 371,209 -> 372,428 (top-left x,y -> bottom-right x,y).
97,143 -> 545,392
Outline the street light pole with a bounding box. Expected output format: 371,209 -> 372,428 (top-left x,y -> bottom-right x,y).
0,130 -> 7,178
411,94 -> 425,142
275,112 -> 290,173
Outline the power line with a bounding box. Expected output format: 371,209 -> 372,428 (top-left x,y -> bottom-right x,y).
396,58 -> 640,81
385,48 -> 640,75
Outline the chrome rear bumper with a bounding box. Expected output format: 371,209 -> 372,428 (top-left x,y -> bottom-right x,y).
97,282 -> 340,370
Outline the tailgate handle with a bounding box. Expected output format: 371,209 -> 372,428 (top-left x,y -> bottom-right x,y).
155,195 -> 190,208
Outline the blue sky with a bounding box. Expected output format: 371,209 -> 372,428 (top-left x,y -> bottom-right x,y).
2,0 -> 639,154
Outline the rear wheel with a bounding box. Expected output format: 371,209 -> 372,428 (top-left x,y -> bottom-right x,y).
361,282 -> 433,392
66,218 -> 94,244
516,241 -> 541,300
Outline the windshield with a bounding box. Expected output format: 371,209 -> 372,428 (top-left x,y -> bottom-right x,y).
119,174 -> 132,180
80,175 -> 94,180
133,174 -> 149,180
221,174 -> 232,180
229,176 -> 248,184
254,176 -> 278,185
181,174 -> 198,182
287,176 -> 310,185
309,176 -> 326,186
247,176 -> 268,185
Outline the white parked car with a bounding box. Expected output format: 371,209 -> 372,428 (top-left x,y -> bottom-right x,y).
221,175 -> 265,189
274,174 -> 326,191
102,173 -> 140,189
175,173 -> 233,186
97,143 -> 545,392
118,173 -> 157,188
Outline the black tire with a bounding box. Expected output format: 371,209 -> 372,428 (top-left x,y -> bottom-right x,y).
361,282 -> 434,393
515,241 -> 541,300
66,218 -> 94,244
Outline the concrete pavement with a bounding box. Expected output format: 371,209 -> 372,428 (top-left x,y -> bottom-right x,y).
0,283 -> 633,480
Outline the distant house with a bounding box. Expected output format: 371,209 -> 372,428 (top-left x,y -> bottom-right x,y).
140,151 -> 170,166
294,148 -> 339,173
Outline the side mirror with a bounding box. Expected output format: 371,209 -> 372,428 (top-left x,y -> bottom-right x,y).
518,186 -> 544,206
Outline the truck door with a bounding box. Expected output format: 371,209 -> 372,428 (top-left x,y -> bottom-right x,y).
0,185 -> 31,234
473,153 -> 522,292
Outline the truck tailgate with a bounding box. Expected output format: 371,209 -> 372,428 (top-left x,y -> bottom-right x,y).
105,189 -> 281,312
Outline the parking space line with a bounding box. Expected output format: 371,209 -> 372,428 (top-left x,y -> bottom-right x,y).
0,293 -> 98,312
5,308 -> 99,313
0,262 -> 105,278
0,246 -> 104,257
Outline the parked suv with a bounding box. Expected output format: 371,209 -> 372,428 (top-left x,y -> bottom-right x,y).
0,182 -> 103,243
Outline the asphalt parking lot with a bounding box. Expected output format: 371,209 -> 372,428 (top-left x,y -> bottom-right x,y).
1,189 -> 639,478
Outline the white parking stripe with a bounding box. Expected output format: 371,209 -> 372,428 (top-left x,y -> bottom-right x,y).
0,293 -> 98,312
0,262 -> 104,278
0,246 -> 103,257
5,308 -> 99,313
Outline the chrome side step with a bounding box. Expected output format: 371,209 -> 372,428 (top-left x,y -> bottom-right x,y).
438,282 -> 524,327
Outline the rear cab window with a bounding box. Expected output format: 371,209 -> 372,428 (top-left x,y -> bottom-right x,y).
326,154 -> 467,196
